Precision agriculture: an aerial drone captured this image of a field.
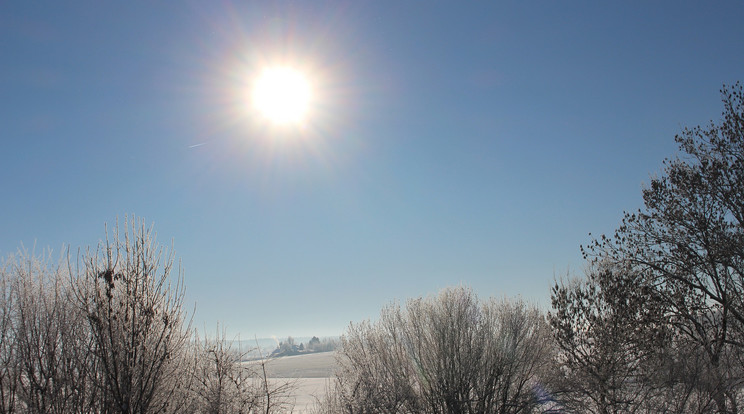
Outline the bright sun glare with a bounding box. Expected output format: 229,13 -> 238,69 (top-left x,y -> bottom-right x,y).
252,67 -> 311,125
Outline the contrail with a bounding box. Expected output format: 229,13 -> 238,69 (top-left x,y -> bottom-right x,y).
188,142 -> 206,149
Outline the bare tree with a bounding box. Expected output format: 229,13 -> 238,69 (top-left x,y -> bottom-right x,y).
549,262 -> 708,413
71,218 -> 191,414
0,218 -> 300,414
13,252 -> 71,413
584,83 -> 744,413
0,250 -> 101,414
187,328 -> 295,414
0,257 -> 18,414
320,286 -> 556,414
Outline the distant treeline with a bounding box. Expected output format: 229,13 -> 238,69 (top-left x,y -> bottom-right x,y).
270,336 -> 339,357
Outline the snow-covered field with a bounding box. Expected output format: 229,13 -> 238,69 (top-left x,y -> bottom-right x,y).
266,378 -> 330,413
249,351 -> 338,413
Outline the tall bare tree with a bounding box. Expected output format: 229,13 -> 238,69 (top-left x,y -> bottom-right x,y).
549,262 -> 716,413
72,218 -> 191,414
0,257 -> 19,414
1,218 -> 301,414
0,251 -> 100,414
13,253 -> 74,413
584,82 -> 744,413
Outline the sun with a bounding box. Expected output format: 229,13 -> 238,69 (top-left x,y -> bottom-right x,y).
251,67 -> 312,125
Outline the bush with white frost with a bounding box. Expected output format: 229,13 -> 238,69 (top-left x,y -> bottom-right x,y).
319,286 -> 556,414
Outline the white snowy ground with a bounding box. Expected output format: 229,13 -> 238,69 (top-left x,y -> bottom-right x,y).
249,351 -> 338,413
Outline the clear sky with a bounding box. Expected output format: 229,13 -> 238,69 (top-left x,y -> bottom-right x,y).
2,2 -> 743,338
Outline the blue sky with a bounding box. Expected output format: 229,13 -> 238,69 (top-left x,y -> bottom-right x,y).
2,2 -> 743,338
